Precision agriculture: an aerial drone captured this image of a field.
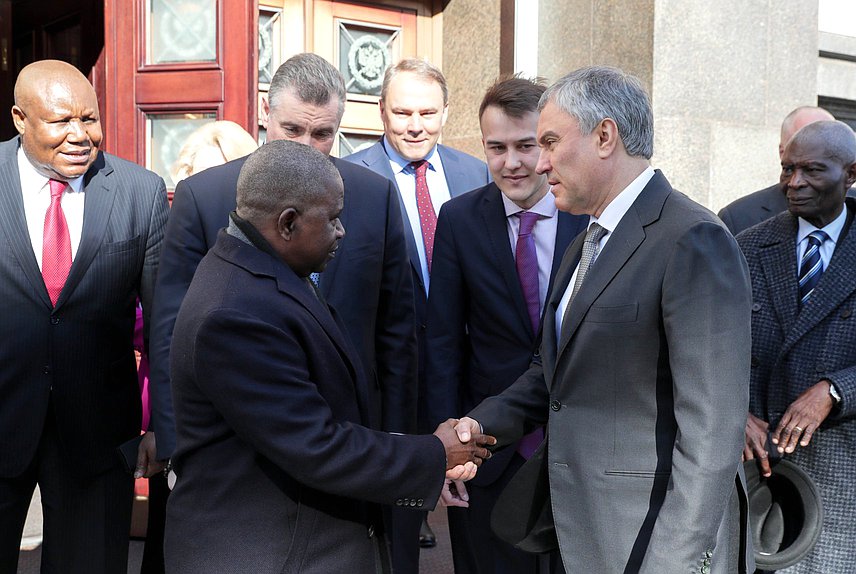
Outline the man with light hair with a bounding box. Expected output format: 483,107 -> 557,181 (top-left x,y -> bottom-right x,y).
718,106 -> 835,235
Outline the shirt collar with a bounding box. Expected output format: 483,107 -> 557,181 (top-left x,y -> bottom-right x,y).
17,144 -> 85,194
590,165 -> 655,234
797,205 -> 848,246
502,189 -> 558,219
382,136 -> 440,174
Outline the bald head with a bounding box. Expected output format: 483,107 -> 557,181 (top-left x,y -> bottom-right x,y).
779,106 -> 835,157
12,60 -> 102,181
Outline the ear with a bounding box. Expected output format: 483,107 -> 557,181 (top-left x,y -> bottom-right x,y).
846,161 -> 856,189
441,104 -> 449,127
595,118 -> 620,159
378,98 -> 386,120
261,96 -> 270,129
277,208 -> 299,240
11,106 -> 26,135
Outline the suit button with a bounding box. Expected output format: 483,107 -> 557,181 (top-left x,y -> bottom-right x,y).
841,308 -> 852,319
751,303 -> 761,312
367,525 -> 375,538
43,366 -> 51,374
395,499 -> 403,506
410,499 -> 417,507
550,399 -> 561,411
417,498 -> 424,507
533,349 -> 540,358
816,363 -> 826,373
420,324 -> 427,331
50,316 -> 60,325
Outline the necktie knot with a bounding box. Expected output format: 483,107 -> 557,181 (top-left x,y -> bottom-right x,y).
585,223 -> 607,246
517,211 -> 540,236
807,230 -> 828,247
798,229 -> 829,306
49,179 -> 67,199
409,160 -> 428,177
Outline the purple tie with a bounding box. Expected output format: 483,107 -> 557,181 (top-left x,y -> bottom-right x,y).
515,211 -> 544,459
515,211 -> 541,334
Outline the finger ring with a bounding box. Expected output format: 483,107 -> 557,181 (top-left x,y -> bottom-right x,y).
794,426 -> 803,433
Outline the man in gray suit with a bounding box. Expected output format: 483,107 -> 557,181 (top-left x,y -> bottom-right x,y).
718,106 -> 834,235
0,60 -> 168,572
739,120 -> 856,573
455,66 -> 754,573
344,57 -> 490,566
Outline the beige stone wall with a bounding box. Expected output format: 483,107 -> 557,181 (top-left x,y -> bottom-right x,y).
651,0 -> 819,211
441,0 -> 503,159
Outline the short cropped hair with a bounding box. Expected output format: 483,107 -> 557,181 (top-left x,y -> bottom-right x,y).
236,140 -> 342,224
540,66 -> 653,159
790,120 -> 856,165
268,53 -> 346,120
479,74 -> 547,120
381,58 -> 448,105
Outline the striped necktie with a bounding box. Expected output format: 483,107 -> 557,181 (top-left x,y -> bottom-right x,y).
798,230 -> 829,306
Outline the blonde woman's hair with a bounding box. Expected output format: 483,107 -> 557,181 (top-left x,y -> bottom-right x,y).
172,120 -> 258,182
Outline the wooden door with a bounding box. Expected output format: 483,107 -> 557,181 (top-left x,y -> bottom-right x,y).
103,0 -> 257,193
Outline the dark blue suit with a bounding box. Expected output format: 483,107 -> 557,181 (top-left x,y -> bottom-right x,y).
165,228 -> 444,573
149,155 -> 417,460
425,183 -> 586,573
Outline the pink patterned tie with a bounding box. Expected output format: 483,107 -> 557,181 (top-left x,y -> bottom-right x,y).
410,160 -> 438,273
42,179 -> 72,306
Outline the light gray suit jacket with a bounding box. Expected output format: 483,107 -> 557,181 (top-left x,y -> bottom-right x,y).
471,171 -> 754,574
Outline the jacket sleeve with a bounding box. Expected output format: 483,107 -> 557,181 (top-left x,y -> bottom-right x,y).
639,221 -> 751,573
148,179 -> 209,459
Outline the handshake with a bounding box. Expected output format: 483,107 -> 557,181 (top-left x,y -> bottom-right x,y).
432,417 -> 494,508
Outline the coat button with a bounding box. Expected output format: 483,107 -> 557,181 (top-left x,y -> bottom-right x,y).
816,363 -> 826,373
841,308 -> 852,319
50,316 -> 60,325
751,303 -> 761,312
550,399 -> 561,411
367,525 -> 375,538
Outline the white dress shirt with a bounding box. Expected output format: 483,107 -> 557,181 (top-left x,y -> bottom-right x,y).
502,191 -> 560,315
796,206 -> 848,272
555,166 -> 656,343
383,137 -> 451,295
18,145 -> 86,270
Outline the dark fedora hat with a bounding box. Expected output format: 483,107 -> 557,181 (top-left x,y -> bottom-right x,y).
744,458 -> 823,570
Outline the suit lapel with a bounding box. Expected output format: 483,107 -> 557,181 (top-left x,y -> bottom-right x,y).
542,232 -> 585,388
780,206 -> 856,356
550,212 -> 586,290
555,172 -> 669,361
0,139 -> 51,308
55,154 -> 115,309
438,145 -> 467,199
757,217 -> 800,343
481,185 -> 534,337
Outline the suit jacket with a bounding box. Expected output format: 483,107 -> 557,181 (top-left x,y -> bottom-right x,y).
425,182 -> 587,485
0,137 -> 168,478
149,155 -> 416,458
736,201 -> 856,573
718,184 -> 788,236
470,171 -> 753,574
344,141 -> 490,431
164,229 -> 444,574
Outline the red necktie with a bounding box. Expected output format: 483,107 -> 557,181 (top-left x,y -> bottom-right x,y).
42,179 -> 72,306
410,160 -> 437,273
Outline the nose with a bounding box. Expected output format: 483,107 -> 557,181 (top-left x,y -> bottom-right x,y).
335,218 -> 345,239
66,119 -> 88,143
505,148 -> 522,171
293,133 -> 312,147
785,169 -> 806,189
406,113 -> 423,134
535,149 -> 550,175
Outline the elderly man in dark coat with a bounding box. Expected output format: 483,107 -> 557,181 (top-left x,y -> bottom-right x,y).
738,120 -> 856,573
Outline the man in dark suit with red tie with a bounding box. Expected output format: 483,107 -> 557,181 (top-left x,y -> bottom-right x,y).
425,76 -> 586,573
0,60 -> 168,572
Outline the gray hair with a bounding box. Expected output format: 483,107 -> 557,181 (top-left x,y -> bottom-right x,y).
236,140 -> 342,224
790,120 -> 856,165
539,66 -> 653,159
381,58 -> 448,105
268,53 -> 346,120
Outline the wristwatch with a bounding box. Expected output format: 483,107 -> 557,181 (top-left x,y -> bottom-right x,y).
829,382 -> 842,404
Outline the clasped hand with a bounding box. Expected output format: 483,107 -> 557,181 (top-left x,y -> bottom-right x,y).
433,417 -> 494,507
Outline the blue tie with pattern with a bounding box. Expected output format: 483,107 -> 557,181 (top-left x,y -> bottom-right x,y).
798,230 -> 828,306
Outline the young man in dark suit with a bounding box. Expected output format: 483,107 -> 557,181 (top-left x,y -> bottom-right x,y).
455,66 -> 754,574
344,57 -> 492,567
149,54 -> 417,469
739,120 -> 856,573
165,140 -> 494,573
0,60 -> 168,573
426,76 -> 586,573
